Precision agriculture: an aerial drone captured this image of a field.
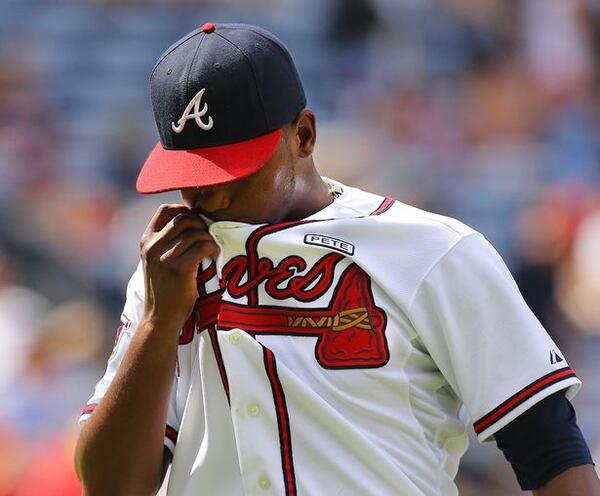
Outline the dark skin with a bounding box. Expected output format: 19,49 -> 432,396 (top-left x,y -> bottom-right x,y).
143,110 -> 329,336
74,108 -> 599,495
74,109 -> 332,495
180,110 -> 330,224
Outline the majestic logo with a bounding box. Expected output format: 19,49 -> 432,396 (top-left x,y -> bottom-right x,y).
303,234 -> 354,255
550,349 -> 564,365
171,88 -> 214,133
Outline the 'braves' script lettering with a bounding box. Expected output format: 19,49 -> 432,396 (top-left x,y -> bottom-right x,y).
182,254 -> 390,369
222,253 -> 344,301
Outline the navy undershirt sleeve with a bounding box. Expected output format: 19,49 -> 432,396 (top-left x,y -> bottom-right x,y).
494,391 -> 594,490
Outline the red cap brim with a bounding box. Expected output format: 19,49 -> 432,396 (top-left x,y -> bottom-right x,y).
136,129 -> 282,194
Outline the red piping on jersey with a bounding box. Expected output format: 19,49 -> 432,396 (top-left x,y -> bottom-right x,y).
196,291 -> 223,330
262,346 -> 297,496
208,325 -> 230,403
473,367 -> 577,435
110,315 -> 131,360
370,197 -> 395,216
194,261 -> 230,403
113,323 -> 125,347
80,404 -> 96,416
165,425 -> 178,444
180,262 -> 219,346
179,290 -> 223,345
196,262 -> 217,296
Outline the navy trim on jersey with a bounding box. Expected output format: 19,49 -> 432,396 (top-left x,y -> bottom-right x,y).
262,346 -> 297,496
474,367 -> 577,435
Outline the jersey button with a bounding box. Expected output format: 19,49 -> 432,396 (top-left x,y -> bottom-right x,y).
247,403 -> 260,417
257,475 -> 271,490
229,331 -> 242,344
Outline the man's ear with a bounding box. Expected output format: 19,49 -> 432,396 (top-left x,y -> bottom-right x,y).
293,109 -> 316,158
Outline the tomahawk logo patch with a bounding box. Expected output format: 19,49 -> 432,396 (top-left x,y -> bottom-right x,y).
218,253 -> 389,369
304,234 -> 354,255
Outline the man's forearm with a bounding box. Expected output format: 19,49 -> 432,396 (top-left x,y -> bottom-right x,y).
75,318 -> 179,495
533,465 -> 600,496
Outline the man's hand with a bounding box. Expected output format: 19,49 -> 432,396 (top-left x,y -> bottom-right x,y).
140,204 -> 219,332
76,204 -> 219,495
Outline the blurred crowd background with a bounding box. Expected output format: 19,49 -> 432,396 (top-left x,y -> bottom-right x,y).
1,0 -> 600,494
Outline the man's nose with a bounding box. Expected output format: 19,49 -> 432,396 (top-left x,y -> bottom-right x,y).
186,185 -> 231,213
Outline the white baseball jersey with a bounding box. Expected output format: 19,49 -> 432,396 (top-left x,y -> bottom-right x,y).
80,179 -> 581,496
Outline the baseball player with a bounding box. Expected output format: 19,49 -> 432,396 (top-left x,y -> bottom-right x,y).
74,23 -> 599,495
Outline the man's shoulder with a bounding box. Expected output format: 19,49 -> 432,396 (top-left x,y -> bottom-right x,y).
328,181 -> 485,307
335,180 -> 477,241
384,201 -> 477,239
125,260 -> 145,299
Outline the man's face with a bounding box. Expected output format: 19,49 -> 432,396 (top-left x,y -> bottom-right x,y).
180,127 -> 297,225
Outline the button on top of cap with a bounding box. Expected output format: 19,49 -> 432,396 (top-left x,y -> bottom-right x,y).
201,22 -> 216,33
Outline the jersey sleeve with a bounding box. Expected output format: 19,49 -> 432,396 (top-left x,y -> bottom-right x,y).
78,262 -> 181,454
408,233 -> 581,442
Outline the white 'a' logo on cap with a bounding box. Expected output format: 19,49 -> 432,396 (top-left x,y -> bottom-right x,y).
171,88 -> 214,133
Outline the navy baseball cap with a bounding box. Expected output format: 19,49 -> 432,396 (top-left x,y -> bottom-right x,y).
137,22 -> 306,194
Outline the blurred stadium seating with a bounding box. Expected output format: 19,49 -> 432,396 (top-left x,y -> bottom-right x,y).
1,0 -> 599,493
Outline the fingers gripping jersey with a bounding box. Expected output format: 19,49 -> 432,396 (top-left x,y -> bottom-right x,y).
80,180 -> 580,496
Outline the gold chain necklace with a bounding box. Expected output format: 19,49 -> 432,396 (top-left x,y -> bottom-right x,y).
327,181 -> 342,200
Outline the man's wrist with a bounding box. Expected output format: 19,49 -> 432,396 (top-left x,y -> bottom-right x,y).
138,314 -> 183,342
